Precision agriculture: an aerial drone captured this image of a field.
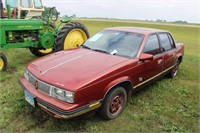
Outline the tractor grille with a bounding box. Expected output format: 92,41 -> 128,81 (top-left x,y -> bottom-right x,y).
28,73 -> 51,95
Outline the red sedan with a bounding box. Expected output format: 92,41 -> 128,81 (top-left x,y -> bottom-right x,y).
19,27 -> 184,120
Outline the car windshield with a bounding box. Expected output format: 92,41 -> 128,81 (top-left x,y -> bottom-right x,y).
82,30 -> 144,58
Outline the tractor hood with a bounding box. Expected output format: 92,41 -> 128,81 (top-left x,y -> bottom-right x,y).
27,48 -> 128,91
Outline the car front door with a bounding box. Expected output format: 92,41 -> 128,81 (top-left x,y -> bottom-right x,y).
134,34 -> 163,87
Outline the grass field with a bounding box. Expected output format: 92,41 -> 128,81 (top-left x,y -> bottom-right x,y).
0,19 -> 199,132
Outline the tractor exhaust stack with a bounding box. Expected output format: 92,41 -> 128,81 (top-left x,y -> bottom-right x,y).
0,0 -> 4,18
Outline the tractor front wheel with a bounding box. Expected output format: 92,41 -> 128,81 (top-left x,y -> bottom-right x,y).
29,48 -> 53,57
29,20 -> 55,57
54,22 -> 89,51
0,53 -> 7,72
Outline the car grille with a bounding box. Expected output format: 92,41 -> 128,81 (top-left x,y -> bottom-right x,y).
28,73 -> 51,95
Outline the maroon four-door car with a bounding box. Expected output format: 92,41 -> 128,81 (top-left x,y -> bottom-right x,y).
19,27 -> 184,120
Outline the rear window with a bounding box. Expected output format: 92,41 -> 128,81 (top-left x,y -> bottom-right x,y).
159,33 -> 172,51
168,34 -> 175,48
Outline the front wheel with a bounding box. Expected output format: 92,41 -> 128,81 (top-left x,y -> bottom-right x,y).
54,22 -> 89,52
98,86 -> 127,120
29,47 -> 53,57
29,21 -> 55,57
0,53 -> 7,72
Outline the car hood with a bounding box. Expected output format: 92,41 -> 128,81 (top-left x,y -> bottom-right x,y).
27,48 -> 129,91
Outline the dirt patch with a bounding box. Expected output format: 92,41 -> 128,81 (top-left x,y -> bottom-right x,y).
8,67 -> 17,74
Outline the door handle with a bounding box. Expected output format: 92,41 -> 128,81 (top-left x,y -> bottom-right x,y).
157,59 -> 162,64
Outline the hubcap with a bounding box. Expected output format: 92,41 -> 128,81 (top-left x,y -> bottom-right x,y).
64,29 -> 87,49
109,95 -> 123,115
0,58 -> 4,70
173,62 -> 179,76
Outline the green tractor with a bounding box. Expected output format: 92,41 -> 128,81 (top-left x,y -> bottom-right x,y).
0,0 -> 89,71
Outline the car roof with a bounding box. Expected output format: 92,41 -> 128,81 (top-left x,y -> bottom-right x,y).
105,27 -> 169,35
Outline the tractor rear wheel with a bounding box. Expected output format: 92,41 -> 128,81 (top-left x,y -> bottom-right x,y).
54,22 -> 89,51
0,53 -> 7,72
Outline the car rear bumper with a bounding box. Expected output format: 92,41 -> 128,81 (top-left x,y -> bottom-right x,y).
19,77 -> 101,119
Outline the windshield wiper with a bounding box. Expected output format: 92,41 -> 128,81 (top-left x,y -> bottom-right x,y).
81,45 -> 92,50
93,48 -> 110,54
82,45 -> 110,54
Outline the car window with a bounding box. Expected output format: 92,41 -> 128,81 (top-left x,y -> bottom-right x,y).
143,34 -> 161,55
159,33 -> 172,51
168,34 -> 175,48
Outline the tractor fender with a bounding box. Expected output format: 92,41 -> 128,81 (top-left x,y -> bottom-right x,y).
60,18 -> 71,23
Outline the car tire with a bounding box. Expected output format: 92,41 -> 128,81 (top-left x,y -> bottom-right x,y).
98,86 -> 127,120
167,59 -> 180,78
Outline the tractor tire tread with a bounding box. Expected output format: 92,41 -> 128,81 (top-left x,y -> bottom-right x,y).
54,22 -> 89,52
0,53 -> 8,71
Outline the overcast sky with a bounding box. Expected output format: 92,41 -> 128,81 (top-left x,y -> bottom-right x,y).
42,0 -> 199,23
2,0 -> 199,23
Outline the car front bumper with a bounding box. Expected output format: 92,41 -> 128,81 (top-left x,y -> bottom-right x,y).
19,77 -> 101,119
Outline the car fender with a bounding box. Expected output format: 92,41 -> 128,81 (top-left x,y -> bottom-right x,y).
175,43 -> 184,63
175,53 -> 183,64
102,76 -> 133,100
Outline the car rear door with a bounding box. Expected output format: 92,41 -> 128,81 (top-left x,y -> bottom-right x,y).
158,33 -> 176,71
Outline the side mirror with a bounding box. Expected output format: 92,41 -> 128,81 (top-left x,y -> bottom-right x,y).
139,53 -> 153,61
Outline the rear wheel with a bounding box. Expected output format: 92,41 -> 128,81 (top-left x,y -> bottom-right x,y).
54,22 -> 89,52
0,53 -> 7,72
98,86 -> 127,120
167,60 -> 180,78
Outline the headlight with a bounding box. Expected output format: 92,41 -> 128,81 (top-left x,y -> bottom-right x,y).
50,87 -> 74,103
24,69 -> 29,81
23,69 -> 74,103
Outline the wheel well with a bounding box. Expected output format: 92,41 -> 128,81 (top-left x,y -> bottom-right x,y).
178,56 -> 183,64
119,81 -> 133,97
104,81 -> 133,101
